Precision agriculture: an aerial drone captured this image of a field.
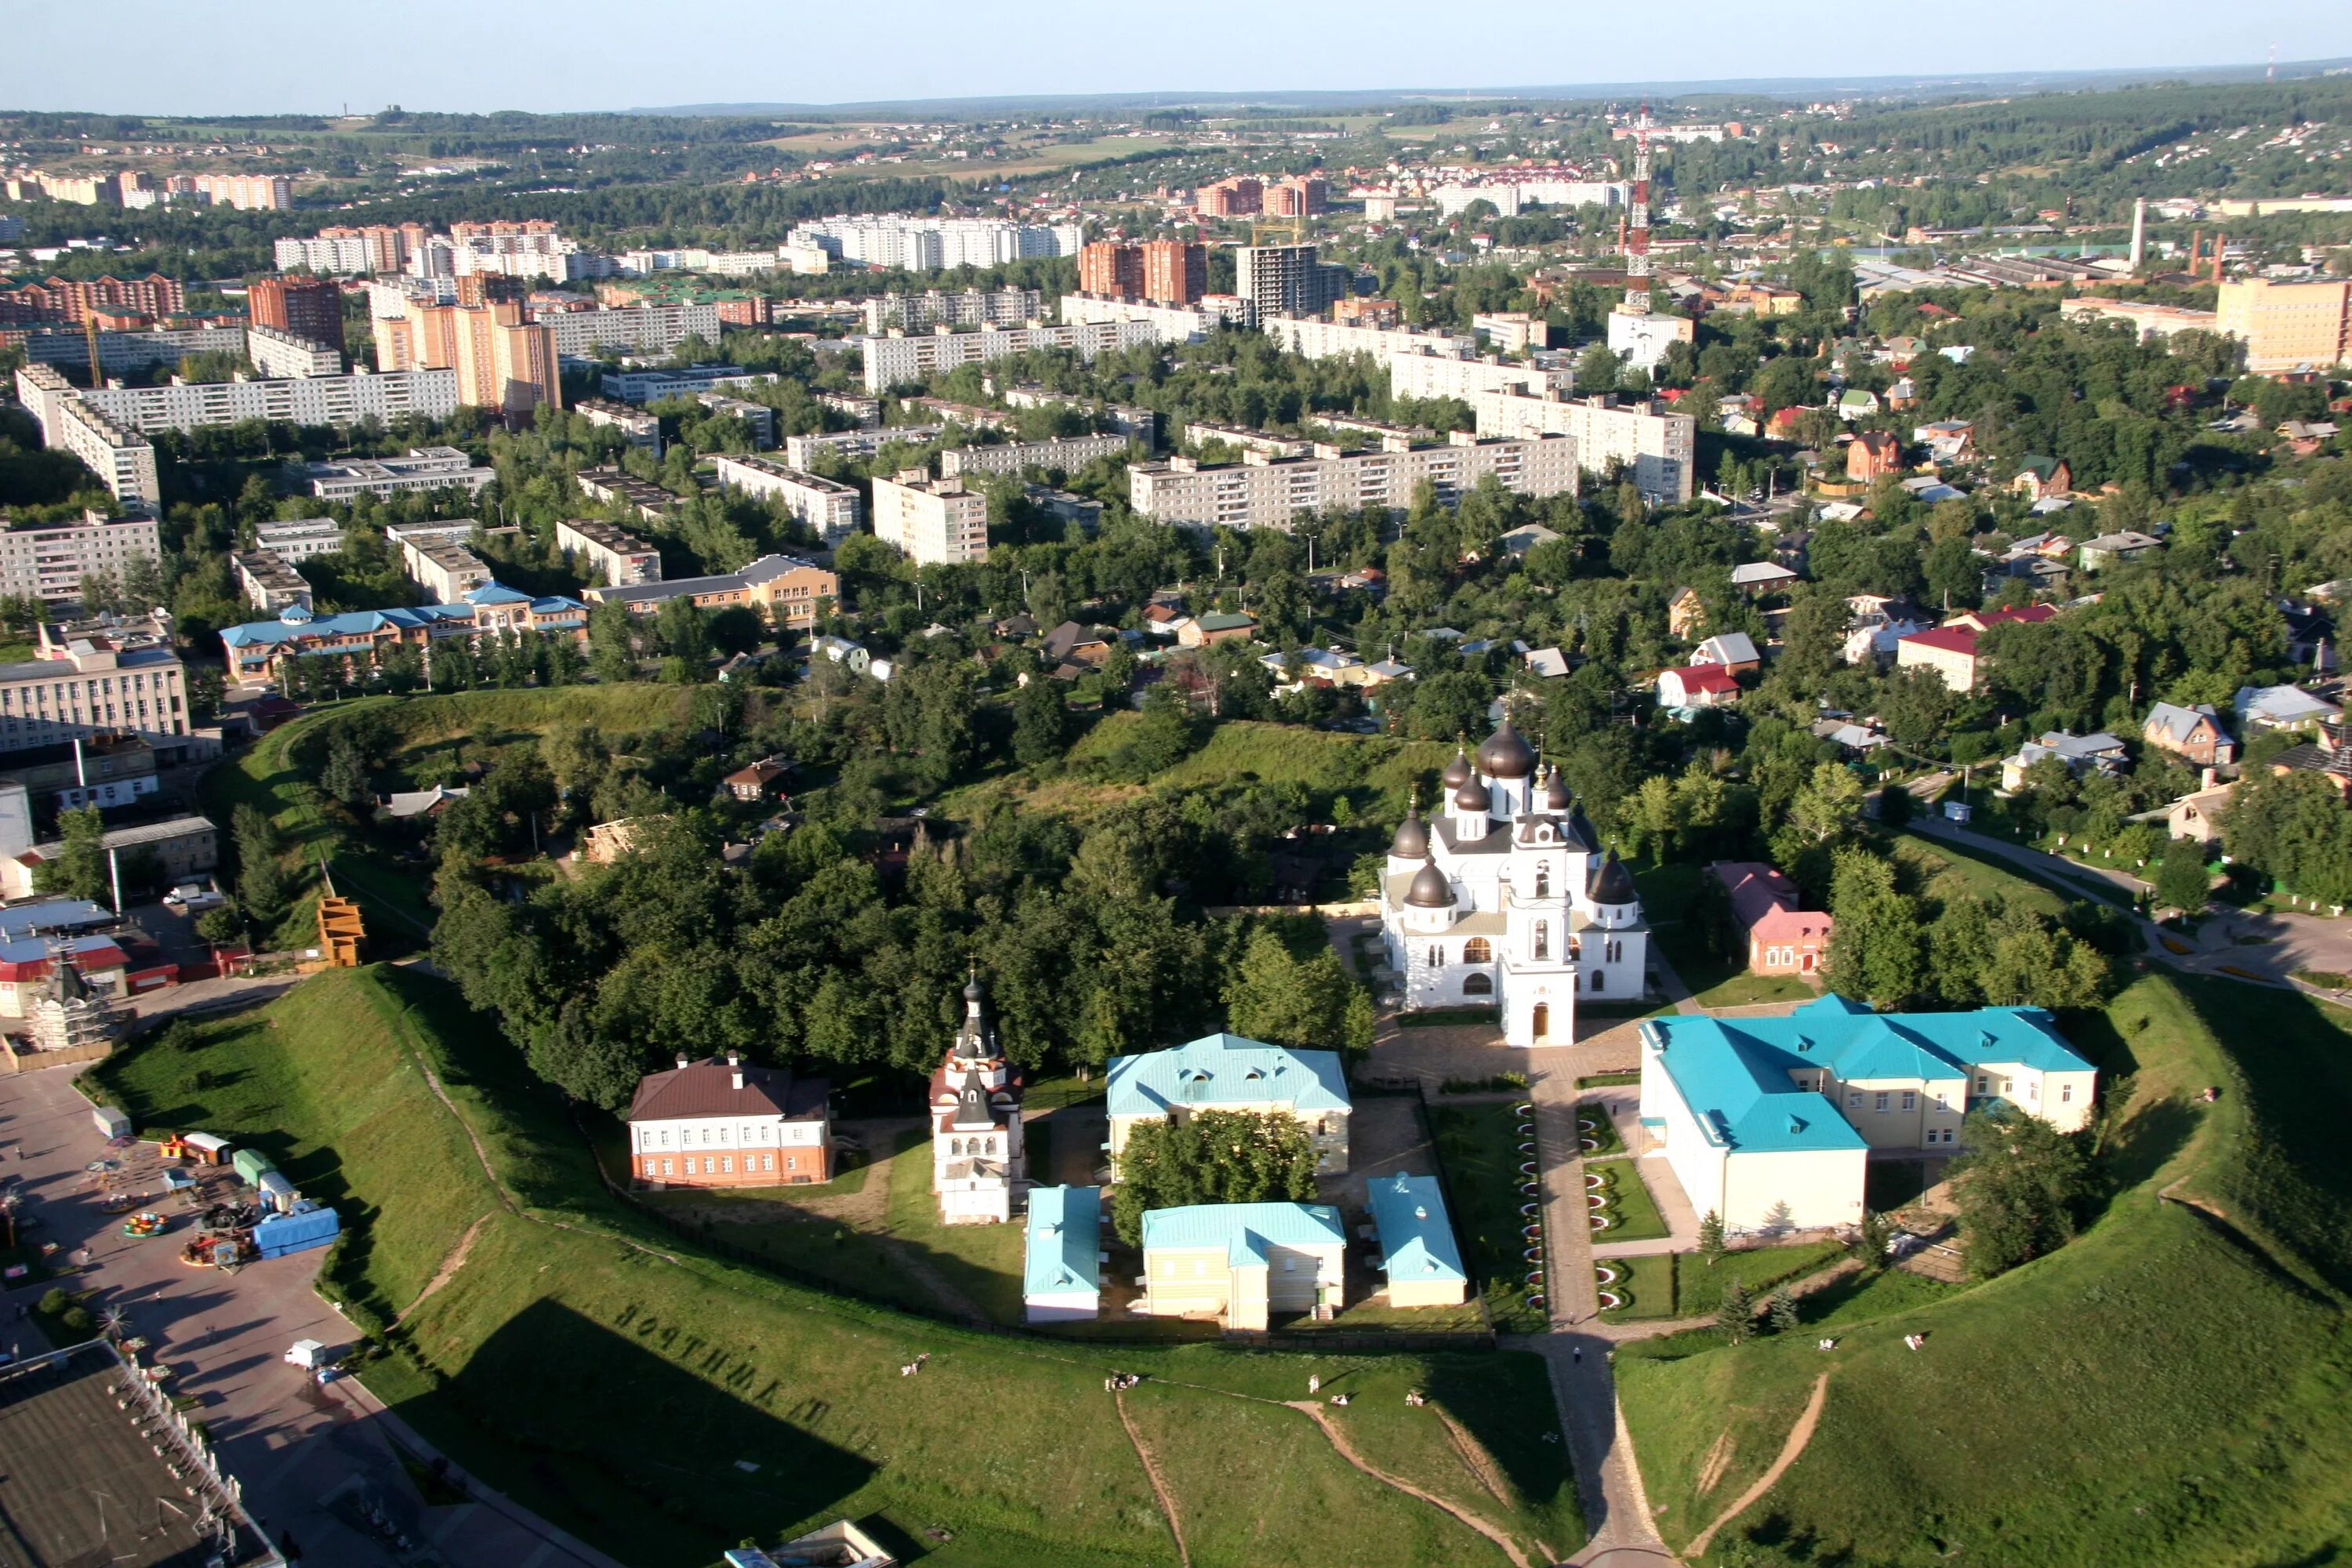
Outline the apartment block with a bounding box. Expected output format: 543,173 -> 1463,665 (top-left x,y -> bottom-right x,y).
247,275 -> 343,347
0,273 -> 184,325
245,325 -> 343,379
584,553 -> 838,630
598,365 -> 778,404
372,297 -> 560,421
387,521 -> 508,604
0,512 -> 162,604
232,550 -> 314,614
1262,314 -> 1476,364
1198,178 -> 1263,218
698,394 -> 776,450
855,320 -> 1157,393
1058,292 -> 1254,345
1127,430 -> 1578,531
1263,176 -> 1329,218
576,466 -> 683,524
1143,240 -> 1209,306
1236,245 -> 1351,321
554,518 -> 663,588
1470,391 -> 1698,505
2216,278 -> 2352,373
58,401 -> 160,513
293,448 -> 495,502
1389,351 -> 1573,403
782,424 -> 947,470
536,302 -> 720,358
786,216 -> 1080,272
1472,311 -> 1550,354
1080,243 -> 1146,299
191,174 -> 292,211
1333,297 -> 1403,330
860,288 -> 1044,334
871,470 -> 989,565
15,323 -> 248,375
0,617 -> 191,757
938,433 -> 1133,478
74,368 -> 460,435
710,456 -> 864,546
253,518 -> 343,561
573,397 -> 662,456
274,223 -> 426,275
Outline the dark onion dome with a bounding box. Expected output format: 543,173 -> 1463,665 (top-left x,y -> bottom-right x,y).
1406,855 -> 1456,908
1390,808 -> 1431,859
1478,717 -> 1537,780
1544,764 -> 1571,812
1588,848 -> 1637,906
963,968 -> 984,1004
1453,774 -> 1493,813
1440,745 -> 1474,789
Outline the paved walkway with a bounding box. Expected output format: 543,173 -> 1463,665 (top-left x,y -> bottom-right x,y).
0,1057 -> 625,1568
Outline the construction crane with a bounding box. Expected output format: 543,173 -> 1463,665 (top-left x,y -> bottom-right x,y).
83,309 -> 102,390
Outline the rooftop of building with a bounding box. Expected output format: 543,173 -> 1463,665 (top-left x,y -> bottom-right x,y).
1107,1033 -> 1351,1119
1140,1201 -> 1345,1265
1367,1172 -> 1467,1287
626,1052 -> 829,1123
1024,1185 -> 1104,1298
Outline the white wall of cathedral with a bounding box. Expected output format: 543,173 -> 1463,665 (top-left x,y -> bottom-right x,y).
933,1109 -> 1024,1183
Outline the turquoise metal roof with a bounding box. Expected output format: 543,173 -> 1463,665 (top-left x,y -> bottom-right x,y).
1107,1034 -> 1352,1119
1367,1172 -> 1465,1287
1645,998 -> 2091,1156
1139,1202 -> 1342,1267
219,586 -> 586,649
1023,1185 -> 1102,1298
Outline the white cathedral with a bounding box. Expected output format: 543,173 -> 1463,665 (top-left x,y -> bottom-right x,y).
1379,717 -> 1650,1047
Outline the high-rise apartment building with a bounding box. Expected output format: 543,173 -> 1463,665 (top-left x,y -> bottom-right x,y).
1142,241 -> 1208,306
859,288 -> 1043,334
191,174 -> 292,211
2216,278 -> 2352,374
375,299 -> 560,422
1080,242 -> 1146,299
0,273 -> 185,326
786,216 -> 1083,272
1236,245 -> 1352,322
1127,431 -> 1578,531
248,275 -> 343,348
871,470 -> 989,565
1198,178 -> 1264,219
1264,176 -> 1329,218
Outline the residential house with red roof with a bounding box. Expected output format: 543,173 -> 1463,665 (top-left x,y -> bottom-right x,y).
1657,663 -> 1741,709
1895,604 -> 2058,692
1709,862 -> 1833,977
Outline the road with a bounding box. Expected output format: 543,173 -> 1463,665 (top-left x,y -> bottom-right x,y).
0,1058 -> 625,1568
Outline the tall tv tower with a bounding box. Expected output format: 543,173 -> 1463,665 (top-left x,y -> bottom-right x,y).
1624,105 -> 1655,316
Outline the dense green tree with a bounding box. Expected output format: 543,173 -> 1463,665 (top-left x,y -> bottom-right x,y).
1951,1105 -> 2092,1278
1109,1109 -> 1320,1247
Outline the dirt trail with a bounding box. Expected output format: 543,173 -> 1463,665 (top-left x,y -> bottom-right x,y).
1694,1428 -> 1735,1497
1435,1408 -> 1510,1504
397,1213 -> 488,1327
1290,1403 -> 1535,1568
1685,1372 -> 1831,1558
1113,1388 -> 1191,1568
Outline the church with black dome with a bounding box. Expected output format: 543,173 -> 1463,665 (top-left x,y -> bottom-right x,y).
1379,716 -> 1649,1046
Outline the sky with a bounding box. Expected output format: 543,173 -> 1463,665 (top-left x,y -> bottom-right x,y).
7,0 -> 2352,117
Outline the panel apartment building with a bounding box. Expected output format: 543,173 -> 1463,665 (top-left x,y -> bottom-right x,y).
537,302 -> 721,358
554,519 -> 663,588
1469,391 -> 1698,505
246,325 -> 344,379
871,471 -> 989,565
1059,291 -> 1255,345
786,216 -> 1082,272
1236,245 -> 1352,322
0,511 -> 162,605
938,433 -> 1134,478
71,367 -> 461,435
861,288 -> 1043,334
710,455 -> 864,546
15,368 -> 160,512
1128,431 -> 1579,531
856,320 -> 1157,393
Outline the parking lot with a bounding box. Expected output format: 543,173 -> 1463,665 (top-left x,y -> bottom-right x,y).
0,1059 -> 622,1568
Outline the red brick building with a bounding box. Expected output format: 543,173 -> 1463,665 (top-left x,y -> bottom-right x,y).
248,275 -> 343,347
626,1052 -> 833,1188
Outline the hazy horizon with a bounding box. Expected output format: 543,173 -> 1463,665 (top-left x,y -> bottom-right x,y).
6,0 -> 2351,118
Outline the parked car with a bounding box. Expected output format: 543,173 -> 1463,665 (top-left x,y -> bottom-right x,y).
164,884 -> 224,911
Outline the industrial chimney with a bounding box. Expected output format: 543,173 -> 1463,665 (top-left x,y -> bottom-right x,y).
2129,198 -> 2147,270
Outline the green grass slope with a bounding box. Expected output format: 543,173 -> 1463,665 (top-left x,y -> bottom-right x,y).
93,967 -> 1576,1568
1615,971 -> 2352,1566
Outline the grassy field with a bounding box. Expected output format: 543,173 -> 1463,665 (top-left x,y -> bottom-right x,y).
1890,828 -> 2117,915
203,688 -> 695,950
92,966 -> 1577,1568
942,717 -> 1450,826
1596,1254 -> 1675,1321
1616,967 -> 2352,1566
1428,1103 -> 1546,1332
